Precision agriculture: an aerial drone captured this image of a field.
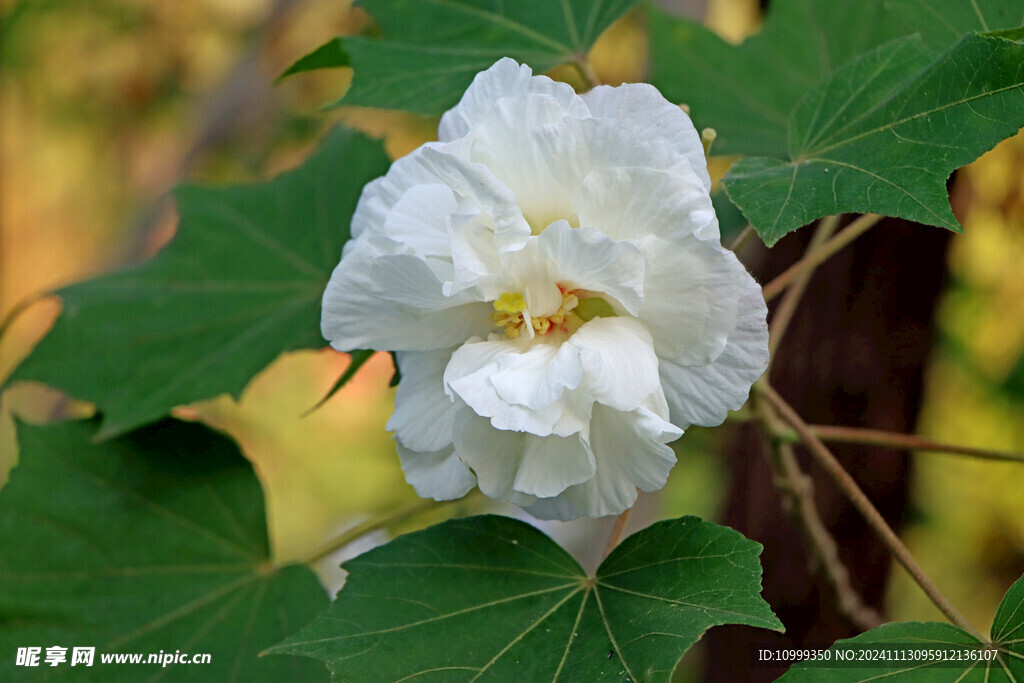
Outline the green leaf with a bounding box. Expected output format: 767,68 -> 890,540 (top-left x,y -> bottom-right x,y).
292,0 -> 641,114
278,38 -> 349,80
268,514 -> 782,681
778,573 -> 1024,680
886,0 -> 1024,52
0,418 -> 329,681
648,0 -> 904,157
7,127 -> 390,439
723,31 -> 1024,245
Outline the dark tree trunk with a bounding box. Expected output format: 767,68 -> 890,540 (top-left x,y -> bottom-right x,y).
702,217 -> 951,681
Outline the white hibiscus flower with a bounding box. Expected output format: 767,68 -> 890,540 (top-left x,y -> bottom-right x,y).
322,58 -> 769,520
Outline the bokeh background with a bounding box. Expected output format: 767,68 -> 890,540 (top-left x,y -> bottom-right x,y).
2,0 -> 1022,674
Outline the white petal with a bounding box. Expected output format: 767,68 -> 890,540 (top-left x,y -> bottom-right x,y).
469,94 -> 587,232
396,443 -> 476,501
512,433 -> 595,498
351,141 -> 458,241
535,221 -> 645,315
445,337 -> 591,437
660,281 -> 769,428
562,403 -> 680,518
639,236 -> 751,364
387,350 -> 458,453
452,408 -> 527,503
322,237 -> 493,351
568,317 -> 661,412
439,58 -> 585,142
417,148 -> 532,253
574,167 -> 717,244
522,496 -> 582,522
379,183 -> 457,259
582,82 -> 712,194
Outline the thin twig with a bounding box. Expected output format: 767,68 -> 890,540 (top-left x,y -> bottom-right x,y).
810,425 -> 1024,464
728,224 -> 756,253
755,397 -> 883,631
757,383 -> 986,641
726,411 -> 1024,463
603,506 -> 634,558
768,215 -> 841,357
762,213 -> 883,302
302,497 -> 456,566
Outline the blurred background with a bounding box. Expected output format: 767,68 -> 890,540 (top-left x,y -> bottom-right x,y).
1,0 -> 1022,678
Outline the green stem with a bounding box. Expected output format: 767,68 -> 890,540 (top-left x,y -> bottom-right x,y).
302,497 -> 461,566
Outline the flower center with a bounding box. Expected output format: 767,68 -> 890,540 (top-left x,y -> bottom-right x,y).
490,284 -> 615,339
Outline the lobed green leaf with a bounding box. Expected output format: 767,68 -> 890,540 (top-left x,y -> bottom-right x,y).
268,514 -> 782,681
284,0 -> 641,114
6,127 -> 390,439
723,30 -> 1024,245
778,573 -> 1024,680
0,419 -> 329,681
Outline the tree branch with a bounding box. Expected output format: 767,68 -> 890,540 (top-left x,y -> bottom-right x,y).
768,215 -> 841,357
762,213 -> 883,302
755,397 -> 883,631
757,382 -> 985,641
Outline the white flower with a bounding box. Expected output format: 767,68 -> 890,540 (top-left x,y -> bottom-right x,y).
322,58 -> 769,520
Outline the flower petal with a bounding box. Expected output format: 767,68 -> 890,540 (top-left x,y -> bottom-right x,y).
322,236 -> 492,351
452,408 -> 535,507
438,58 -> 584,142
352,141 -> 458,241
574,167 -> 717,244
388,350 -> 458,453
639,236 -> 752,365
445,337 -> 590,437
660,281 -> 769,428
379,183 -> 458,260
513,432 -> 595,498
396,443 -> 476,501
534,221 -> 645,316
568,317 -> 661,412
582,82 -> 712,194
562,403 -> 680,518
417,147 -> 532,253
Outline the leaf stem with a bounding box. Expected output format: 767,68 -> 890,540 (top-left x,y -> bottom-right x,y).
571,59 -> 600,90
762,213 -> 882,302
728,224 -> 756,253
757,383 -> 986,641
768,215 -> 841,357
603,505 -> 634,558
754,396 -> 882,631
302,497 -> 458,566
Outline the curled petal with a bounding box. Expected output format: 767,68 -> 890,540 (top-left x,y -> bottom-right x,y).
387,350 -> 458,453
396,443 -> 476,501
322,237 -> 492,352
439,57 -> 585,142
660,281 -> 769,428
582,82 -> 712,195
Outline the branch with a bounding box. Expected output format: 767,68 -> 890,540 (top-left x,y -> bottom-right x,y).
768,215 -> 841,357
810,425 -> 1024,464
728,224 -> 756,253
302,497 -> 460,566
762,213 -> 883,302
757,383 -> 986,641
755,398 -> 883,631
